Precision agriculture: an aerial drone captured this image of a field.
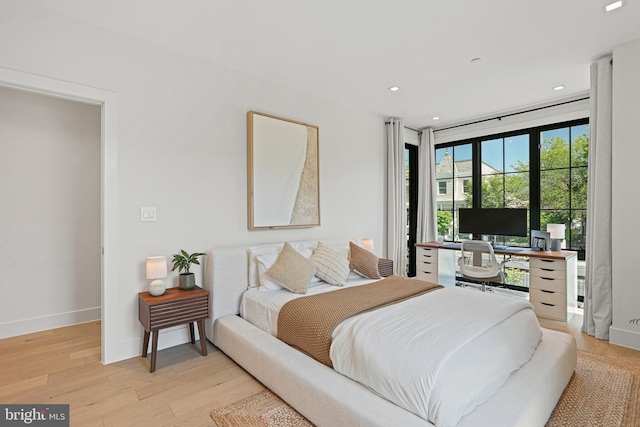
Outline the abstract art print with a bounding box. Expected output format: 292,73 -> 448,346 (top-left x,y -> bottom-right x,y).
247,111 -> 320,230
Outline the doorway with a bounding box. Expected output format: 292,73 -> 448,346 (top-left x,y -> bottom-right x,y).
0,67 -> 118,363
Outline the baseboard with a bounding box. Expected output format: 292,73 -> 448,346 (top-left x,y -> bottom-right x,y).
609,326 -> 640,351
0,307 -> 101,339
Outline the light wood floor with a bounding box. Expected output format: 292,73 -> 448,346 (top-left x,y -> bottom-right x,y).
1,315 -> 639,427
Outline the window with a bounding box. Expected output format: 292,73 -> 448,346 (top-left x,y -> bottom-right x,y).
406,144 -> 418,276
432,118 -> 588,299
539,124 -> 588,256
436,143 -> 472,240
463,179 -> 471,194
438,181 -> 447,195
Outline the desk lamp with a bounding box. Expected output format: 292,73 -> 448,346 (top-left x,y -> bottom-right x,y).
146,256 -> 168,296
547,224 -> 566,252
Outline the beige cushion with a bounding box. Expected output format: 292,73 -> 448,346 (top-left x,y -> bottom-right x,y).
311,241 -> 350,286
349,241 -> 381,279
264,242 -> 317,294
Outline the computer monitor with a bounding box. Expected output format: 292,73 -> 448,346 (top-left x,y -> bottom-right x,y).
458,208 -> 528,238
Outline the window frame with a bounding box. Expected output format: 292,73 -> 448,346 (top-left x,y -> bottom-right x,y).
433,118 -> 588,298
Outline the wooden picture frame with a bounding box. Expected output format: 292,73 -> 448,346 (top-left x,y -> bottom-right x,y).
247,111 -> 320,230
531,230 -> 550,252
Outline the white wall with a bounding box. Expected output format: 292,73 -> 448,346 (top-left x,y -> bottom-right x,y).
433,96 -> 589,144
0,86 -> 101,338
610,37 -> 640,350
0,1 -> 385,361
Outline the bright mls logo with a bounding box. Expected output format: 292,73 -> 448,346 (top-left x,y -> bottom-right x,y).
0,405 -> 69,426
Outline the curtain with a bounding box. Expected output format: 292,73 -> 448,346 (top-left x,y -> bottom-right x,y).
582,56 -> 613,340
386,118 -> 407,276
417,128 -> 437,243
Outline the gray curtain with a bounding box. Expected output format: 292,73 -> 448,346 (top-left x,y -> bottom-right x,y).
417,128 -> 437,243
582,56 -> 613,340
386,118 -> 407,276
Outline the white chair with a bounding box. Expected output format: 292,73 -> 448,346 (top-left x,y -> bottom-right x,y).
457,240 -> 506,292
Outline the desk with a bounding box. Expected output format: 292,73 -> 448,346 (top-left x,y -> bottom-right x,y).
415,242 -> 578,321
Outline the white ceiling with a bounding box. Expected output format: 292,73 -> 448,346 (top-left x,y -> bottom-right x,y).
27,0 -> 640,128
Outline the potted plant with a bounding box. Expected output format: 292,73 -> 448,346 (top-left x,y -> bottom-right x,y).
171,249 -> 206,290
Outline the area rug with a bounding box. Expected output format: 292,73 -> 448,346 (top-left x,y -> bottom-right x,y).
210,390 -> 313,427
211,351 -> 640,427
546,351 -> 640,427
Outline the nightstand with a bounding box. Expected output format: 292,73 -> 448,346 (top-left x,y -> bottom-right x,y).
378,258 -> 394,277
138,286 -> 210,373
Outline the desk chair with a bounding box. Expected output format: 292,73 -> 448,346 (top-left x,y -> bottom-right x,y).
457,241 -> 506,292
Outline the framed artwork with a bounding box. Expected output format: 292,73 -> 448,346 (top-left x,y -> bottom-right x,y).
531,230 -> 550,252
247,111 -> 320,230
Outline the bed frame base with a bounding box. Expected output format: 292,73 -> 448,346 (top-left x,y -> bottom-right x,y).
214,314 -> 576,427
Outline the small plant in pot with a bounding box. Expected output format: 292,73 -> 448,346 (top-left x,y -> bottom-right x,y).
171,249 -> 206,290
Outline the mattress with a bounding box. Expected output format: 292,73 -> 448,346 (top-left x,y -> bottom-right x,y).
240,276 -> 376,335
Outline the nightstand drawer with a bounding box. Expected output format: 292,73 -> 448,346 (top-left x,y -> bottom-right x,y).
531,299 -> 566,320
149,296 -> 209,329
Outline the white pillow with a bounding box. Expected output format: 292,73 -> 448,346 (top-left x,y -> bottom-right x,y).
257,253 -> 282,290
249,243 -> 283,288
311,241 -> 350,286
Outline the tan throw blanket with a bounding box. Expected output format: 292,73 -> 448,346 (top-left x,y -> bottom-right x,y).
277,276 -> 443,367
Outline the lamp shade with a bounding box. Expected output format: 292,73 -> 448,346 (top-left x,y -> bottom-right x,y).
546,224 -> 566,240
146,256 -> 167,279
362,237 -> 374,252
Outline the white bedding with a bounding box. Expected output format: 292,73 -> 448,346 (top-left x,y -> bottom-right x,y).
240,277 -> 376,335
240,281 -> 542,427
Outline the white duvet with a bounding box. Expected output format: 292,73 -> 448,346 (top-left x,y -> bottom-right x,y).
241,284 -> 542,427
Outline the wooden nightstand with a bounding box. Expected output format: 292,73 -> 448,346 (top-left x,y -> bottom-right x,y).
378,258 -> 394,277
138,286 -> 210,373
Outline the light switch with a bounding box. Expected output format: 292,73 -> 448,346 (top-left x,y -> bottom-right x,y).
141,207 -> 157,222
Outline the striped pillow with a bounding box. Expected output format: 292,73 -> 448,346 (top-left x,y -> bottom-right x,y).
311,241 -> 350,286
349,241 -> 382,279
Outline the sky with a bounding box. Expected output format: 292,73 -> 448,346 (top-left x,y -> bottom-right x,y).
435,124 -> 588,172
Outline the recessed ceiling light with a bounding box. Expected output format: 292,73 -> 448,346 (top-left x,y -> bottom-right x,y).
432,116 -> 440,120
604,0 -> 624,12
553,85 -> 565,91
470,58 -> 482,63
388,86 -> 400,91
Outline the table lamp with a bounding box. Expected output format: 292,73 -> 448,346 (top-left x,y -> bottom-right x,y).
362,237 -> 374,253
146,256 -> 168,296
547,224 -> 566,252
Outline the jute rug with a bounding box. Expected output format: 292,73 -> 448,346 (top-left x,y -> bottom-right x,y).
211,351 -> 640,427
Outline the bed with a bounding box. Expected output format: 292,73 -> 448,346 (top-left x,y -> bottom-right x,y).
203,239 -> 577,427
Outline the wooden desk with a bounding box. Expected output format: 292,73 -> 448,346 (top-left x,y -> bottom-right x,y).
415,242 -> 577,321
138,286 -> 210,373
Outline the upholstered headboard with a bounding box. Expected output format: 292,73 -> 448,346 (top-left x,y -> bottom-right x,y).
202,238 -> 352,343
203,246 -> 248,344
